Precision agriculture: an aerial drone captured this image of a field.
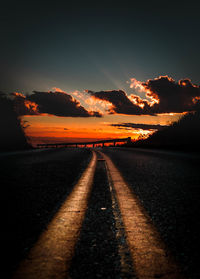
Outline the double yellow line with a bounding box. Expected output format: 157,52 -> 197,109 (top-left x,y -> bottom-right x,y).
13,150 -> 184,279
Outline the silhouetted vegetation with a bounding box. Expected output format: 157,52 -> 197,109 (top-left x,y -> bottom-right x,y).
0,93 -> 31,152
130,107 -> 200,151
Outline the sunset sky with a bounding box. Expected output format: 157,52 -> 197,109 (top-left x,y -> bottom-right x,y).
1,1 -> 199,145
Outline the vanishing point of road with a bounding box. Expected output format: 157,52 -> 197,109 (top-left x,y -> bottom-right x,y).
2,147 -> 200,279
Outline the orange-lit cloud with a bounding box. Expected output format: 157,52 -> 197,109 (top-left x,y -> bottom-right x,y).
86,89 -> 145,115
84,94 -> 115,114
12,92 -> 39,115
7,75 -> 200,146
129,77 -> 160,107
12,90 -> 102,118
85,76 -> 200,116
128,95 -> 148,109
28,90 -> 102,117
193,96 -> 200,104
129,76 -> 200,113
12,92 -> 26,98
24,100 -> 39,113
51,87 -> 66,93
140,76 -> 200,113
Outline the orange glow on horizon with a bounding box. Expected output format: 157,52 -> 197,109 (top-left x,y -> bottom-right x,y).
11,76 -> 199,148
21,112 -> 181,146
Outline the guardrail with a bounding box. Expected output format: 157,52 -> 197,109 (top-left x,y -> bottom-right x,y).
37,137 -> 131,148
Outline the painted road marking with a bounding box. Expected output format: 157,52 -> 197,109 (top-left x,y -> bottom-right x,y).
108,169 -> 136,278
13,151 -> 97,279
101,151 -> 184,279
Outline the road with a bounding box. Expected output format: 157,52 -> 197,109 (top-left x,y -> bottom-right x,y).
2,147 -> 200,278
102,148 -> 200,279
2,148 -> 91,278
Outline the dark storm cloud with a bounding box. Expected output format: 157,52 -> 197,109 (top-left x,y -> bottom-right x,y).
110,123 -> 168,131
86,90 -> 150,115
142,76 -> 200,113
21,91 -> 102,117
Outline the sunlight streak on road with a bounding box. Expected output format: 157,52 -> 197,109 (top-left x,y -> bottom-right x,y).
13,151 -> 97,279
101,151 -> 184,279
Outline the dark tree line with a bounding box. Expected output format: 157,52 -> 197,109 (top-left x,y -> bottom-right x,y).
132,107 -> 200,151
0,93 -> 31,152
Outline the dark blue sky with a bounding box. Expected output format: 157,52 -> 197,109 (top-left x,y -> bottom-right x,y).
1,1 -> 199,94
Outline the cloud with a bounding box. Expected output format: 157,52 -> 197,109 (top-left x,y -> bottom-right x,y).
11,92 -> 39,115
110,123 -> 168,131
12,90 -> 102,117
6,76 -> 200,119
87,76 -> 200,116
51,87 -> 66,93
86,90 -> 147,115
132,76 -> 200,113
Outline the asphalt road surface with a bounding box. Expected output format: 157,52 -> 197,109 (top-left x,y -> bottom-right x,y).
102,148 -> 200,279
2,148 -> 91,278
2,147 -> 200,279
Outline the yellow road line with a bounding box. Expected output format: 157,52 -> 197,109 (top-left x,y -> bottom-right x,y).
13,151 -> 97,279
101,151 -> 184,279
